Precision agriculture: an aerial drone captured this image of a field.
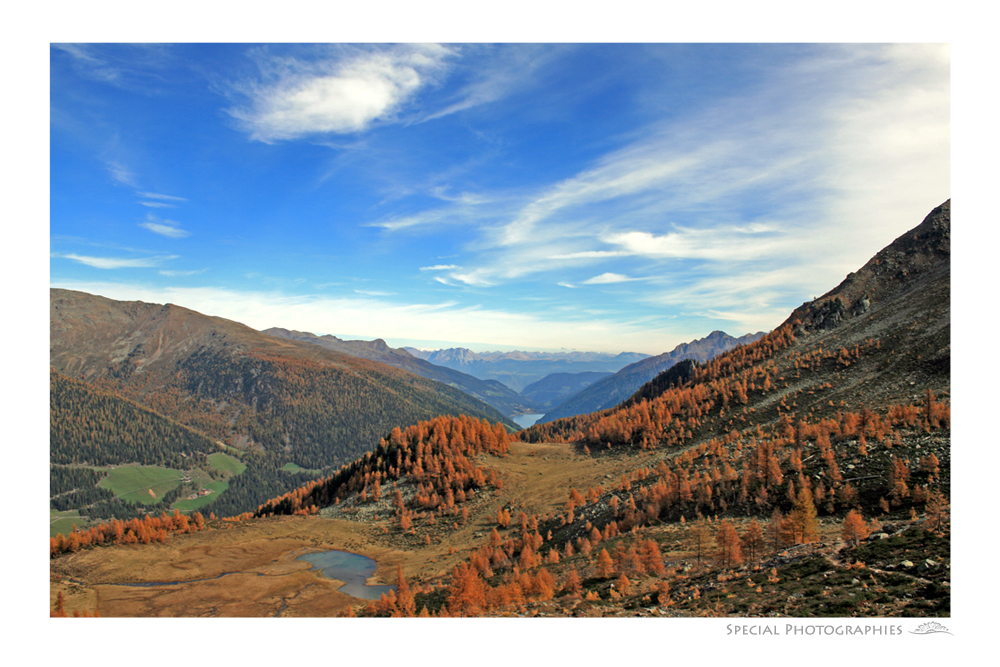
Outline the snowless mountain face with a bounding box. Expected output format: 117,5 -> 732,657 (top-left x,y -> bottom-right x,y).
540,331 -> 765,423
263,329 -> 538,417
519,371 -> 614,412
401,347 -> 650,393
49,288 -> 517,462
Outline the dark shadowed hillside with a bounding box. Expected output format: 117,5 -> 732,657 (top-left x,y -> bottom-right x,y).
519,371 -> 612,412
540,330 -> 764,423
403,347 -> 649,393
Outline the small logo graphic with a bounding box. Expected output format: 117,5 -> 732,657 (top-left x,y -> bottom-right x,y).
910,621 -> 952,636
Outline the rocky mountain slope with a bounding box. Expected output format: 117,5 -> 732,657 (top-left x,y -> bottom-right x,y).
780,199 -> 951,406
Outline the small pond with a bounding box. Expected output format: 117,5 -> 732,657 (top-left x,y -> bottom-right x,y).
298,550 -> 395,600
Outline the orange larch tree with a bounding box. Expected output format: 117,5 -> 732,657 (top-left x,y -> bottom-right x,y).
447,563 -> 488,617
786,486 -> 819,544
742,519 -> 765,562
595,548 -> 616,578
714,519 -> 743,569
840,509 -> 870,547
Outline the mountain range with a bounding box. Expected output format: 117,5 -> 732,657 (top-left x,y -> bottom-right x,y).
402,346 -> 649,393
261,328 -> 537,417
540,330 -> 765,423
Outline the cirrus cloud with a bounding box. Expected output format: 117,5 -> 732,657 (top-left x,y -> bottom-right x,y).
59,254 -> 178,269
140,220 -> 190,238
582,272 -> 636,285
228,45 -> 455,142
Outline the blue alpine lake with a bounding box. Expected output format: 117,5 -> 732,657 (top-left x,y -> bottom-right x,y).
298,550 -> 395,600
513,413 -> 545,429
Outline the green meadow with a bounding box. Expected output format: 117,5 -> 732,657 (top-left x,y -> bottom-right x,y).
50,509 -> 89,538
207,452 -> 246,475
98,466 -> 185,505
280,462 -> 323,476
171,479 -> 230,512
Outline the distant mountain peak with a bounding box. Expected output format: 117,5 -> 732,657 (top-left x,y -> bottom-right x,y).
427,348 -> 484,365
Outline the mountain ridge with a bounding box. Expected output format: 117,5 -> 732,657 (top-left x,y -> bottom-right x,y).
401,346 -> 650,393
50,288 -> 517,516
540,330 -> 765,423
262,328 -> 538,417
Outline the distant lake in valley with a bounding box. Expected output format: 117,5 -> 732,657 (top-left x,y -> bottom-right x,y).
513,413 -> 545,429
298,549 -> 395,600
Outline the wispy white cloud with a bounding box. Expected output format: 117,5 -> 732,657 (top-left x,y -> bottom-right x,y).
139,201 -> 176,208
422,45 -> 559,122
106,160 -> 137,187
140,215 -> 190,238
137,192 -> 187,202
420,264 -> 458,271
138,211 -> 190,238
60,254 -> 178,269
601,226 -> 787,262
582,272 -> 636,285
639,265 -> 833,335
228,45 -> 455,142
448,269 -> 494,288
429,187 -> 492,205
159,269 -> 208,276
53,44 -> 124,85
368,188 -> 510,233
54,44 -> 101,64
370,209 -> 453,231
395,44 -> 949,337
495,150 -> 702,248
53,43 -> 175,91
549,249 -> 626,261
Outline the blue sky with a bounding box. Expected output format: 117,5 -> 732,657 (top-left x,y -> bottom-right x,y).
50,42 -> 950,355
